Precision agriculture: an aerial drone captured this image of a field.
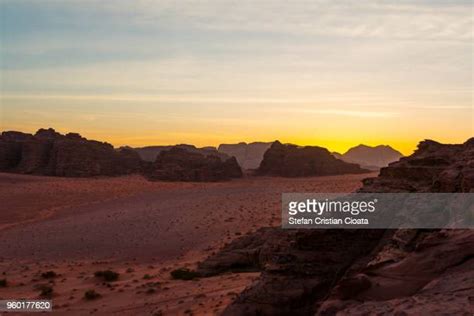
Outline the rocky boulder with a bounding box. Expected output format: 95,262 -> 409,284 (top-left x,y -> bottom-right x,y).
145,147 -> 242,182
257,141 -> 369,177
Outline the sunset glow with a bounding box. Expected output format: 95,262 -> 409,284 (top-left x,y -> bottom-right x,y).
1,1 -> 472,155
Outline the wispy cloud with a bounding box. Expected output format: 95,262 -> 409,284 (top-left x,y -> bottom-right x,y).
102,0 -> 473,41
312,109 -> 398,118
275,108 -> 399,118
0,0 -> 471,152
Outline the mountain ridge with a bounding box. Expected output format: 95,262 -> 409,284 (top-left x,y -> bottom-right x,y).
334,143 -> 403,170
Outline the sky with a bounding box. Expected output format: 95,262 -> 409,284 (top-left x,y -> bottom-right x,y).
0,0 -> 472,155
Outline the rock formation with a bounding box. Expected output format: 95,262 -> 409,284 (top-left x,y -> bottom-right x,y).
132,144 -> 229,162
197,138 -> 474,315
218,142 -> 273,170
335,144 -> 403,170
0,128 -> 142,177
0,131 -> 34,170
257,141 -> 369,177
145,147 -> 242,182
360,138 -> 474,193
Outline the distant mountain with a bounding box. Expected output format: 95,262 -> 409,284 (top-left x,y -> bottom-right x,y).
131,145 -> 229,162
335,144 -> 403,170
218,142 -> 273,170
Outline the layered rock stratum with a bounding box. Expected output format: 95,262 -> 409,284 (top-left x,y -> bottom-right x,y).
197,138 -> 474,315
257,141 -> 369,177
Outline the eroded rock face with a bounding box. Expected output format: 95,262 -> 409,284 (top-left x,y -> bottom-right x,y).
145,147 -> 242,182
0,132 -> 34,170
317,230 -> 474,315
0,128 -> 142,177
257,141 -> 369,177
198,229 -> 385,315
198,138 -> 474,315
360,138 -> 474,193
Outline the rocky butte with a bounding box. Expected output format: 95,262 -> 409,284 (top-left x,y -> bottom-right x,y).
196,137 -> 474,315
144,146 -> 243,182
131,144 -> 229,162
0,128 -> 142,177
257,141 -> 369,177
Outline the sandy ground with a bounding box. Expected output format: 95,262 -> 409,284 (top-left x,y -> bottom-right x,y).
0,172 -> 375,315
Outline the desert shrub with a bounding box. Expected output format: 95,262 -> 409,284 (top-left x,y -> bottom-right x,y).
84,289 -> 101,300
0,279 -> 7,287
38,284 -> 53,298
41,271 -> 57,279
94,270 -> 119,282
146,288 -> 156,294
170,268 -> 200,280
143,274 -> 153,280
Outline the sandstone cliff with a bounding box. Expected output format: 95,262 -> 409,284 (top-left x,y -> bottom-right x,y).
0,128 -> 142,177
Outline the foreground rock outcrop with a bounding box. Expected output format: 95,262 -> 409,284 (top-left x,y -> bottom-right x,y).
218,142 -> 273,170
145,147 -> 242,182
360,138 -> 474,193
333,144 -> 403,170
197,138 -> 474,315
0,128 -> 142,177
257,141 -> 369,177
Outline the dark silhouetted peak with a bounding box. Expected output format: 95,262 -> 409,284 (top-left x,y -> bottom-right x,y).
65,132 -> 84,140
417,139 -> 442,152
1,131 -> 34,141
464,137 -> 474,146
35,128 -> 61,139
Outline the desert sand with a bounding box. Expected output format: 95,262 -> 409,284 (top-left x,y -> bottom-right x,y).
0,172 -> 374,315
